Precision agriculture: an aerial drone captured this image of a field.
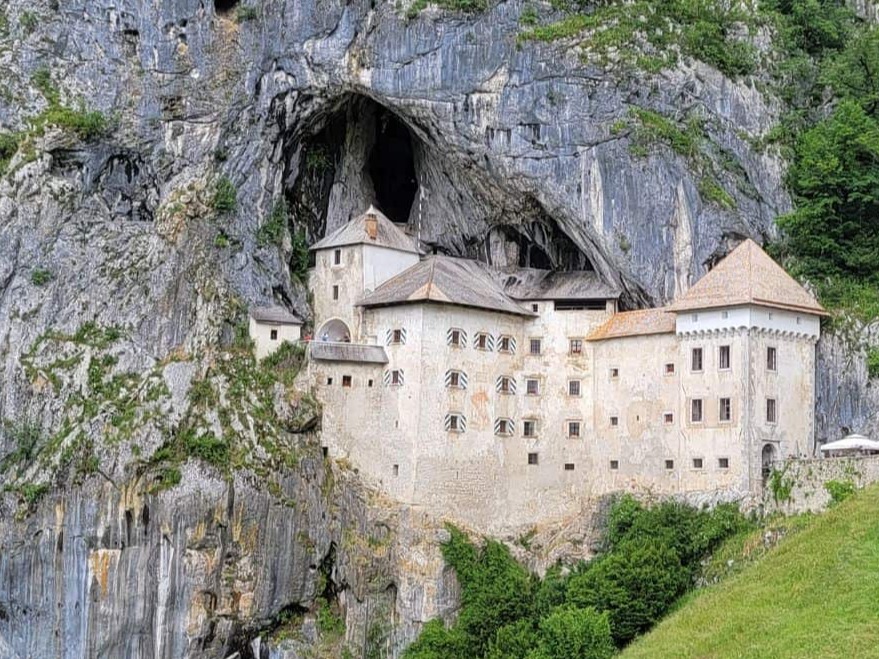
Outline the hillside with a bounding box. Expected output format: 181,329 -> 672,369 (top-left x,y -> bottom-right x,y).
623,486 -> 879,659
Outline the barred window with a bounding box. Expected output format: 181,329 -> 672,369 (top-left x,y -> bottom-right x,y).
568,380 -> 581,397
569,339 -> 583,355
567,421 -> 581,438
529,338 -> 542,355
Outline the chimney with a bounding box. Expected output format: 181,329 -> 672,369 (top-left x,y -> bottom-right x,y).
365,212 -> 378,240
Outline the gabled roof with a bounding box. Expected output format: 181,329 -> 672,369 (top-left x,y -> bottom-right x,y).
499,268 -> 621,301
587,308 -> 676,341
250,306 -> 302,324
357,256 -> 535,317
310,206 -> 420,254
309,342 -> 388,364
668,239 -> 827,316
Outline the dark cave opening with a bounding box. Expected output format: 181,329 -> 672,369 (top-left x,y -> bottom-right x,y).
368,110 -> 418,224
214,0 -> 239,14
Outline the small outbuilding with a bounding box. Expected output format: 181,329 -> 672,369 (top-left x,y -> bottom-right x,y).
819,434 -> 879,457
249,306 -> 302,359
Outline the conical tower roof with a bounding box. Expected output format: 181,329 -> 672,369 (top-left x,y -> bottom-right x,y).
669,239 -> 826,315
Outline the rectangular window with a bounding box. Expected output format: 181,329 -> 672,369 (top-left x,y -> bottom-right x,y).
498,376 -> 514,394
498,336 -> 512,353
496,419 -> 513,436
449,371 -> 461,388
568,380 -> 581,397
270,329 -> 278,340
333,249 -> 342,265
767,346 -> 777,372
664,412 -> 674,425
526,379 -> 540,395
691,399 -> 703,423
332,285 -> 339,300
393,464 -> 399,476
568,421 -> 581,438
693,458 -> 704,469
719,397 -> 732,422
721,310 -> 729,319
476,333 -> 489,350
609,367 -> 619,379
691,347 -> 703,372
449,329 -> 463,347
530,338 -> 542,355
718,457 -> 730,469
391,370 -> 402,386
342,375 -> 352,388
528,452 -> 539,465
368,379 -> 374,387
610,415 -> 619,427
531,303 -> 539,313
665,362 -> 675,375
564,463 -> 575,471
326,377 -> 333,385
767,398 -> 777,424
665,459 -> 674,470
569,339 -> 583,355
610,460 -> 619,470
392,329 -> 403,345
523,420 -> 537,438
719,345 -> 730,370
448,415 -> 461,432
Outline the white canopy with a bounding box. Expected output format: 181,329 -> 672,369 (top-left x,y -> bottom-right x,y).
820,434 -> 879,453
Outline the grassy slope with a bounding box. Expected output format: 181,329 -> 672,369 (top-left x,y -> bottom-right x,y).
623,486 -> 879,659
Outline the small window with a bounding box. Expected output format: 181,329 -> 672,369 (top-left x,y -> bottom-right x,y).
766,398 -> 777,424
663,412 -> 674,425
497,376 -> 515,394
564,463 -> 575,471
691,347 -> 703,372
446,413 -> 465,433
691,399 -> 703,423
528,452 -> 539,465
475,333 -> 490,351
342,375 -> 352,388
393,464 -> 399,476
609,367 -> 619,379
767,346 -> 777,372
569,339 -> 583,355
529,338 -> 542,355
270,329 -> 278,340
693,458 -> 704,469
326,377 -> 333,385
691,313 -> 699,322
526,378 -> 540,395
498,336 -> 515,354
531,303 -> 539,313
448,328 -> 464,347
495,418 -> 514,436
610,415 -> 619,427
721,310 -> 729,319
718,457 -> 730,469
719,397 -> 732,422
523,420 -> 537,438
368,379 -> 374,388
665,459 -> 674,470
391,370 -> 403,386
567,421 -> 581,438
392,329 -> 403,345
333,249 -> 342,265
719,345 -> 730,370
664,362 -> 675,375
768,311 -> 774,320
610,460 -> 619,470
796,316 -> 802,325
568,380 -> 581,397
332,285 -> 339,300
448,371 -> 461,388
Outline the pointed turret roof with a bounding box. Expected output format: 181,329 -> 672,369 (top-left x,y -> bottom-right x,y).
669,239 -> 826,315
310,206 -> 421,254
357,255 -> 535,316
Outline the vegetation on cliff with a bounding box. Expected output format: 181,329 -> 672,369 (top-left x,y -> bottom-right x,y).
622,485 -> 879,658
405,496 -> 752,658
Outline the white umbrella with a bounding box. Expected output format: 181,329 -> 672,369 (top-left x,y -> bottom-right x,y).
820,434 -> 879,452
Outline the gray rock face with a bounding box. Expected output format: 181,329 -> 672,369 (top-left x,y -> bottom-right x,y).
0,0 -> 871,656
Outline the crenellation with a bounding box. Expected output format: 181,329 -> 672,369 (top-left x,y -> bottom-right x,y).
295,208 -> 826,533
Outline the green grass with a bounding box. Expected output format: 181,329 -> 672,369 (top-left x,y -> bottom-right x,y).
622,485 -> 879,659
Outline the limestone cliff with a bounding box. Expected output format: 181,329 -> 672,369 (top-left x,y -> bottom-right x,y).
0,0 -> 873,656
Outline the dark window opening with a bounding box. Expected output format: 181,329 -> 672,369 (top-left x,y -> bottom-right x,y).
326,377 -> 333,385
610,460 -> 619,470
555,300 -> 607,311
270,329 -> 278,340
528,452 -> 539,465
368,379 -> 374,387
342,375 -> 352,388
368,111 -> 418,223
665,459 -> 674,470
564,463 -> 575,471
214,0 -> 239,14
393,464 -> 399,476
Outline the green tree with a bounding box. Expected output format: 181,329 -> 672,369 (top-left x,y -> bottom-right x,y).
528,606 -> 614,659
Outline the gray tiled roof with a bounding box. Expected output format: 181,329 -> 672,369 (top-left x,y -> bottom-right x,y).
358,256 -> 535,317
309,342 -> 388,364
310,206 -> 420,254
499,268 -> 621,300
250,306 -> 302,324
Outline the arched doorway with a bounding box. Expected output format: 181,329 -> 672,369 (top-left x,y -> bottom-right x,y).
761,444 -> 776,484
317,318 -> 351,343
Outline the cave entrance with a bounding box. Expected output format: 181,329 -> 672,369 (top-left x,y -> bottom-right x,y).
368,110 -> 418,224
214,0 -> 239,14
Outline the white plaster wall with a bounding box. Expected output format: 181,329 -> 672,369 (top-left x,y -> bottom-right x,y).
676,305 -> 820,338
310,245 -> 366,341
361,244 -> 419,293
248,318 -> 301,360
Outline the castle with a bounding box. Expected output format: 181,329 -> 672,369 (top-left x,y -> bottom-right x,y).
303,207 -> 825,533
